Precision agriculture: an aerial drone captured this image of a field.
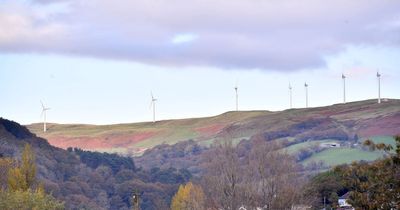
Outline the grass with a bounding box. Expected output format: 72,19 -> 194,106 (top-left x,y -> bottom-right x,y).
283,139 -> 340,154
361,136 -> 396,147
301,147 -> 385,166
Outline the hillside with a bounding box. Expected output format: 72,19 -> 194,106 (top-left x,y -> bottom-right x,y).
27,99 -> 400,159
0,118 -> 190,210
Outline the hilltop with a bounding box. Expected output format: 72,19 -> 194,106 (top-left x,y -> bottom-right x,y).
27,99 -> 400,162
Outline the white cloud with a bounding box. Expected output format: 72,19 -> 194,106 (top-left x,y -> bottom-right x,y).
171,33 -> 198,44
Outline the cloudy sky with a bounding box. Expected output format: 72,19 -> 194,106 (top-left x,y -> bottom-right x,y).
1,0 -> 399,124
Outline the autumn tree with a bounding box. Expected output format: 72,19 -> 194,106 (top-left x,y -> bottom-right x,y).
171,182 -> 205,210
0,143 -> 64,209
0,157 -> 14,189
339,136 -> 400,209
0,188 -> 64,210
8,144 -> 36,191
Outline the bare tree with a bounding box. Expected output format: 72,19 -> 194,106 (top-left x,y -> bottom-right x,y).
202,138 -> 306,210
202,138 -> 244,210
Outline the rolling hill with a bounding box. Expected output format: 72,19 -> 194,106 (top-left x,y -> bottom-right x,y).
27,99 -> 400,163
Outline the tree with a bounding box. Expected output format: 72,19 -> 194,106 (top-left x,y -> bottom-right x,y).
171,182 -> 205,210
0,188 -> 64,210
202,138 -> 306,209
7,144 -> 36,191
304,168 -> 346,209
202,138 -> 243,210
21,144 -> 36,189
339,136 -> 400,209
1,144 -> 64,209
247,140 -> 304,209
0,158 -> 14,189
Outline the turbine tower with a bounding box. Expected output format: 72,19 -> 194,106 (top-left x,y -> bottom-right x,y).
289,83 -> 293,109
377,71 -> 381,103
304,82 -> 309,108
342,73 -> 346,103
40,101 -> 50,132
234,83 -> 238,111
150,92 -> 157,123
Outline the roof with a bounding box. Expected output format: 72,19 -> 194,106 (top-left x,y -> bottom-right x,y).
339,192 -> 350,199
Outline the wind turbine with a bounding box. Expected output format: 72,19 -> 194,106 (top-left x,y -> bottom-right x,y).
40,101 -> 50,132
377,71 -> 381,103
234,82 -> 238,111
342,73 -> 346,103
289,83 -> 293,109
304,82 -> 309,108
150,92 -> 157,123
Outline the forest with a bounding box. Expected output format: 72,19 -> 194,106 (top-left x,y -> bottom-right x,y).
1,118 -> 399,209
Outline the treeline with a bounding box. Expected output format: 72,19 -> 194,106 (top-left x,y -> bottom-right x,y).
67,147 -> 135,173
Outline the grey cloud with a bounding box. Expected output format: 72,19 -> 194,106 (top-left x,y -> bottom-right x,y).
0,0 -> 399,71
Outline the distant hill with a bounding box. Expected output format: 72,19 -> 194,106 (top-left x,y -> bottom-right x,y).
27,99 -> 400,160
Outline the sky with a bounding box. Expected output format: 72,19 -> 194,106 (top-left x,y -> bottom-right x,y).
0,0 -> 399,124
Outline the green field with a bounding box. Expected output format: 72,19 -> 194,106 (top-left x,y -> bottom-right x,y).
283,139 -> 340,154
361,136 -> 396,147
302,147 -> 386,166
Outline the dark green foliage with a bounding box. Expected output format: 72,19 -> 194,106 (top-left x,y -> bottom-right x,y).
135,140 -> 206,177
69,148 -> 135,173
304,168 -> 347,208
149,167 -> 191,184
0,118 -> 33,139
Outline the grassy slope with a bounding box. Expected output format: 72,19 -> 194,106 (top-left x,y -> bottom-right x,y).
301,148 -> 385,166
28,111 -> 269,152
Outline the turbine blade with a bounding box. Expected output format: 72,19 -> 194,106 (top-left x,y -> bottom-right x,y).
40,100 -> 45,109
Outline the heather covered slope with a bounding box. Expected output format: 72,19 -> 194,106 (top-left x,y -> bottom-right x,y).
28,111 -> 268,154
27,99 -> 400,156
